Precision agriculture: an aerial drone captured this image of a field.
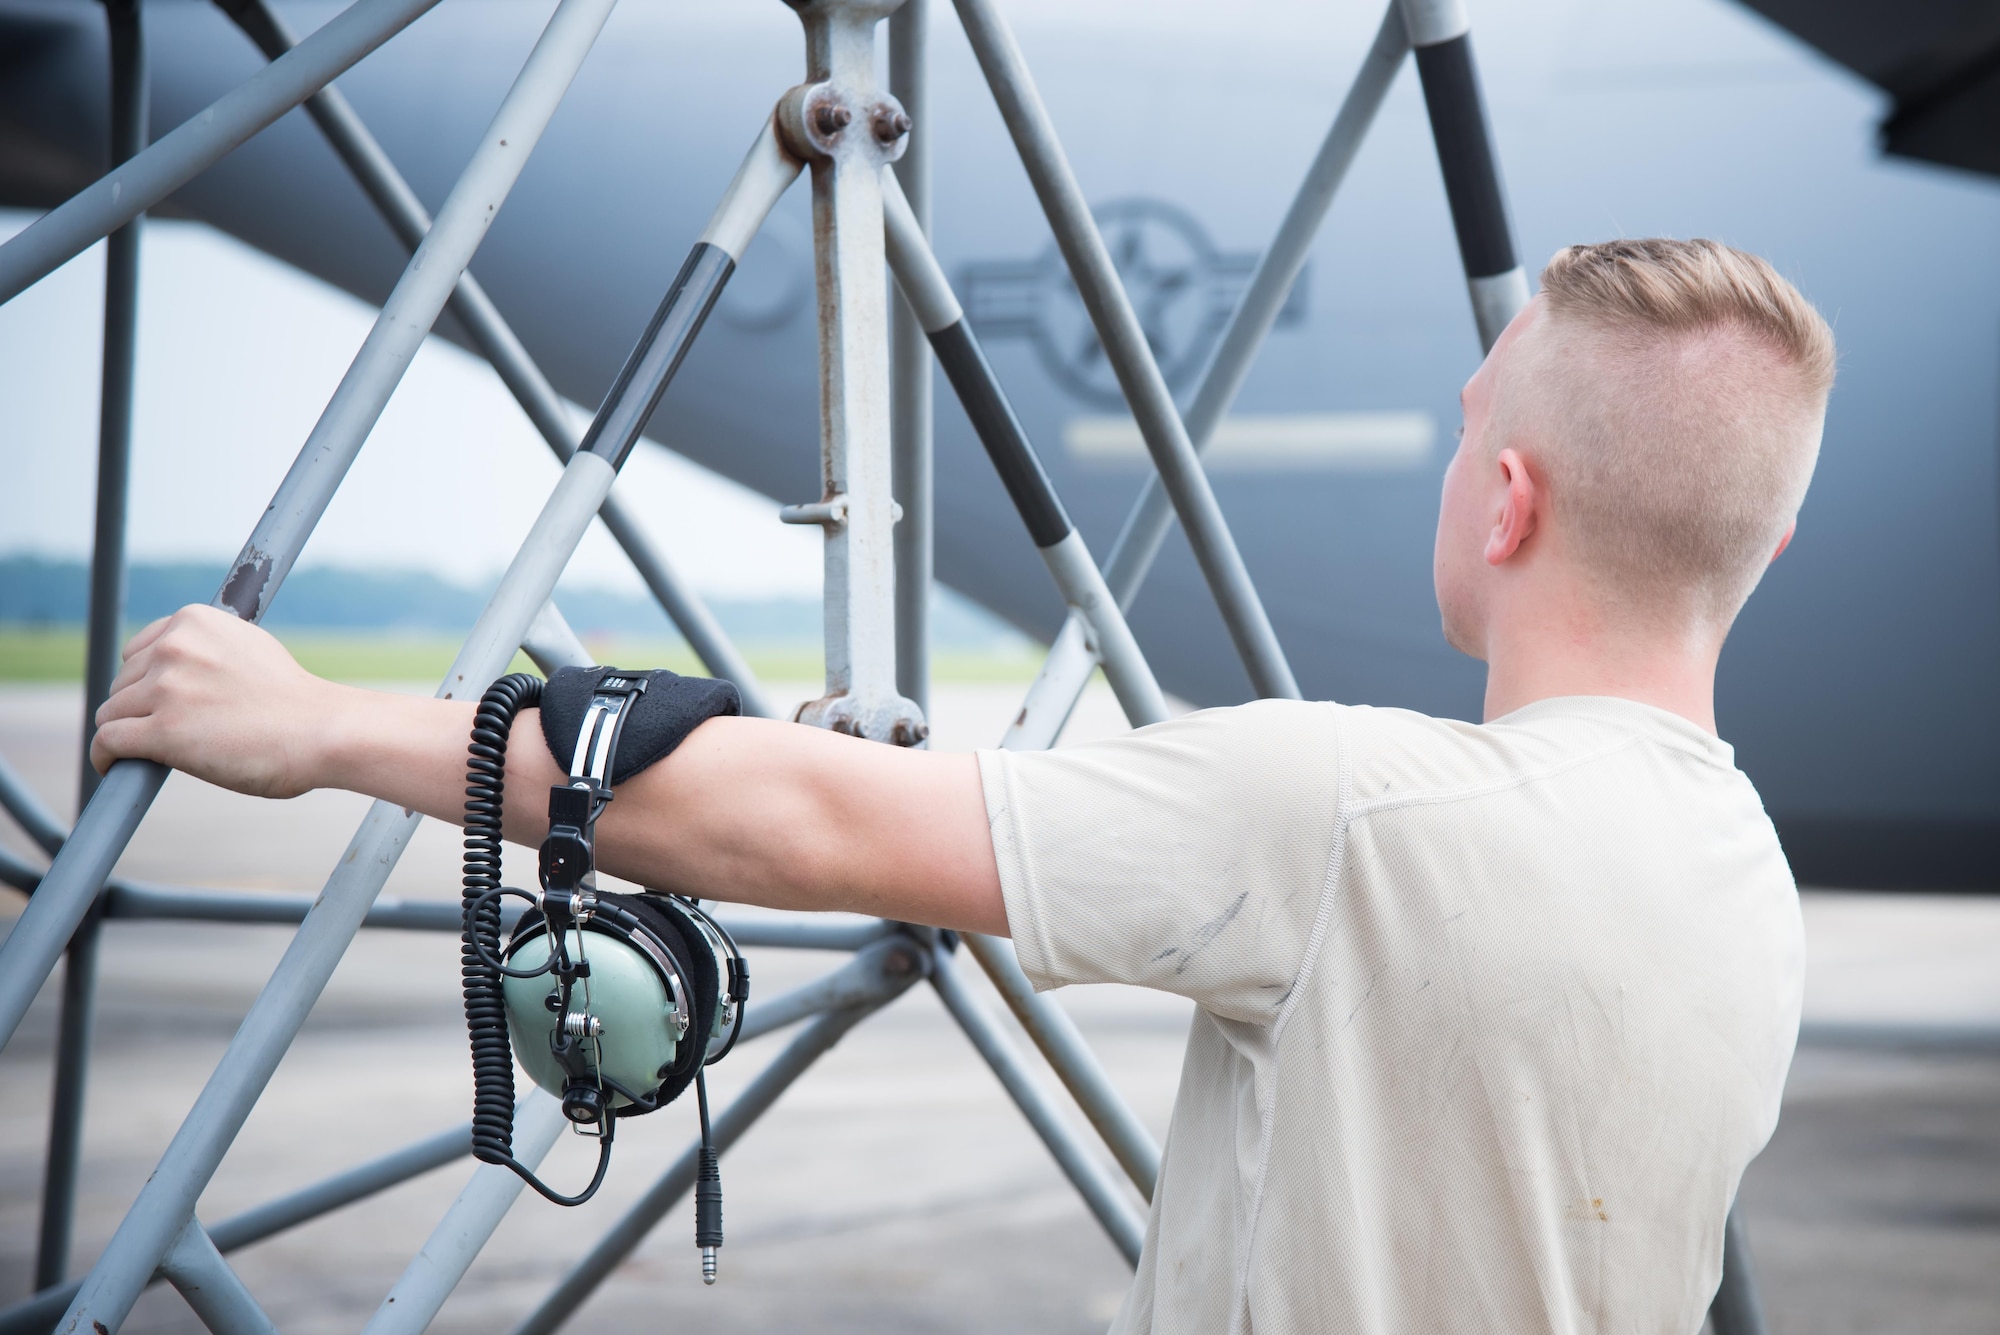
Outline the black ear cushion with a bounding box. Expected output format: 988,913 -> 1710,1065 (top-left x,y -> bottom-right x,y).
539,666 -> 740,785
604,891 -> 718,1113
502,903 -> 549,958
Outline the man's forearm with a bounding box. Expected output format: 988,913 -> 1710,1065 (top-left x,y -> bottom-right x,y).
316,687 -> 481,827
523,712 -> 1005,933
92,607 -> 1008,935
316,692 -> 1005,932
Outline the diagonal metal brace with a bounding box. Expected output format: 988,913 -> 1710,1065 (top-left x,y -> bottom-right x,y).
213,0 -> 775,717
0,0 -> 444,306
960,932 -> 1161,1201
880,170 -> 1169,732
949,0 -> 1300,702
929,944 -> 1146,1265
158,1219 -> 280,1335
1003,1 -> 1410,748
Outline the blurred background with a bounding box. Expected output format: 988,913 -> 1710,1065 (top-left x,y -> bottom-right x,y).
3,0 -> 2000,1330
0,206 -> 1034,686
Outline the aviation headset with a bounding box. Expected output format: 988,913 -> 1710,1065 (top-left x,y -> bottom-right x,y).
459,666 -> 746,1282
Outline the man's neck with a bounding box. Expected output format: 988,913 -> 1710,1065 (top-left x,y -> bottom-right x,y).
1478,595 -> 1724,733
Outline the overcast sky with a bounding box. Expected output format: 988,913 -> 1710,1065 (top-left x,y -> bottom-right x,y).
0,210 -> 823,598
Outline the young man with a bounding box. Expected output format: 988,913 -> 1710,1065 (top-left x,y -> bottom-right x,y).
92,238 -> 1832,1333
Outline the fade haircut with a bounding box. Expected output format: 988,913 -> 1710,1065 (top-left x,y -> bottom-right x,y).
1497,238 -> 1835,624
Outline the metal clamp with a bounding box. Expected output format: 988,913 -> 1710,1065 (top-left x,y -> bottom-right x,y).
776,79 -> 911,165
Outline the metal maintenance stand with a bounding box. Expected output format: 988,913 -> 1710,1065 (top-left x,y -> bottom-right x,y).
0,0 -> 1769,1330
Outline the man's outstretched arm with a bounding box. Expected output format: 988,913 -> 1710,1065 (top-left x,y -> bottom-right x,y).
89,605 -> 1008,935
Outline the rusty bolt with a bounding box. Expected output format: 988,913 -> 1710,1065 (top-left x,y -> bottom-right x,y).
813,103 -> 852,138
889,717 -> 930,748
872,108 -> 913,144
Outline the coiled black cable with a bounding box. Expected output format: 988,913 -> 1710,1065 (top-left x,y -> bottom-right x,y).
461,671 -> 611,1207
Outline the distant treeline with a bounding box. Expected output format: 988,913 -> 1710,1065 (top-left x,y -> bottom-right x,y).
0,556 -> 1026,648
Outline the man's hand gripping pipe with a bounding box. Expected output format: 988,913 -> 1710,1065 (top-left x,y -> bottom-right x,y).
45,101 -> 801,1335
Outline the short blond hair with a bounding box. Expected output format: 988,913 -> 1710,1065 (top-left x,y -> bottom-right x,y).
1500,238 -> 1835,623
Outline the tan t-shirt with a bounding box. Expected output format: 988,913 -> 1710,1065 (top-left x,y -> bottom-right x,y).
977,696 -> 1803,1335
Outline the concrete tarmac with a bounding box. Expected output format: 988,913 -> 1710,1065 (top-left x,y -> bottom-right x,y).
2,682 -> 1998,1333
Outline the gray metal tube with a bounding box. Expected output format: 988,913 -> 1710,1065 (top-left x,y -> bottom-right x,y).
0,758 -> 166,1053
8,10 -> 152,1255
54,444 -> 618,1335
0,0 -> 443,306
694,116 -> 802,263
212,0 -> 614,626
1467,269 -> 1530,351
1004,2 -> 1410,745
950,0 -> 1299,702
0,844 -> 48,896
39,0 -> 150,1287
215,0 -> 774,717
510,989 -> 915,1335
101,881 -> 465,931
781,2 -> 926,748
961,932 -> 1160,1200
0,751 -> 65,855
1797,1019 -> 2000,1052
1708,1204 -> 1771,1335
1396,0 -> 1467,45
0,1123 -> 474,1335
880,175 -> 1165,730
736,937 -> 919,1042
929,945 -> 1145,1265
890,0 -> 933,717
879,170 -> 957,329
55,76 -> 805,1320
555,128 -> 793,482
208,1124 -> 473,1253
361,1094 -> 568,1335
595,504 -> 775,718
1399,0 -> 1529,351
79,0 -> 148,811
37,702 -> 104,1288
998,614 -> 1093,751
1099,3 -> 1410,613
519,599 -> 591,678
1038,531 -> 1167,728
710,913 -> 895,951
95,877 -> 891,950
899,323 -> 1169,1216
0,1280 -> 73,1335
0,0 -> 615,1068
158,1220 -> 280,1335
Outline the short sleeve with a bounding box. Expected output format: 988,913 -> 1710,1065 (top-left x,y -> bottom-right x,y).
977,699 -> 1349,1024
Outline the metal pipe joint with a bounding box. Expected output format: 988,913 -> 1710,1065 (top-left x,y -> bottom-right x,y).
784,0 -> 928,747
776,81 -> 911,165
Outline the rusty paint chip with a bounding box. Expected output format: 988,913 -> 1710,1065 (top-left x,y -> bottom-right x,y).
218,550 -> 276,621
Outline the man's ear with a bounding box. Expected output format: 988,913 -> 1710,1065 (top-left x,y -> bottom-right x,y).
1770,521 -> 1796,563
1483,447 -> 1539,567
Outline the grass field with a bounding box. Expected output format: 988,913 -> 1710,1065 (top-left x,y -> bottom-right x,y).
0,625 -> 1044,685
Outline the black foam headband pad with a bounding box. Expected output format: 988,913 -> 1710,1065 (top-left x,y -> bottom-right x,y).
539,666 -> 740,786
